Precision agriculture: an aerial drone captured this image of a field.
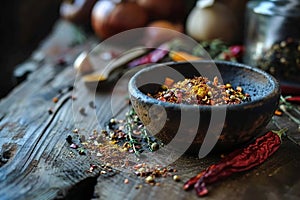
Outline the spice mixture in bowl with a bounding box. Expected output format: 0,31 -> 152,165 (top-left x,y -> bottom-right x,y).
128,61 -> 280,155
149,76 -> 251,106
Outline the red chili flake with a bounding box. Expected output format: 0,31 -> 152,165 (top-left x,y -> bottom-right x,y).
183,129 -> 286,197
285,96 -> 300,104
221,52 -> 232,61
229,45 -> 244,59
274,109 -> 282,116
164,77 -> 174,88
88,164 -> 97,173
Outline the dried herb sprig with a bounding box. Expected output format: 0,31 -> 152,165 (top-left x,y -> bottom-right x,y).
279,96 -> 300,126
105,108 -> 161,157
124,111 -> 140,157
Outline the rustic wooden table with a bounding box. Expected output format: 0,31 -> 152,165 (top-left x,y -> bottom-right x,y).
1,20 -> 300,200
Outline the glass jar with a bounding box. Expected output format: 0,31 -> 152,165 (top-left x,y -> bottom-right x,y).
244,0 -> 300,85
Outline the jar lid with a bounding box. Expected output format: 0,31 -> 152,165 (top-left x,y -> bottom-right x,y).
248,0 -> 300,17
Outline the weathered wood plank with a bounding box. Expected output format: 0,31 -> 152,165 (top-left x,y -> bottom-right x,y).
0,52 -> 129,200
91,138 -> 300,200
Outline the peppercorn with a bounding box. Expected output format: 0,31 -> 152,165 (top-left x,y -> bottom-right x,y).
48,108 -> 53,115
150,142 -> 159,151
256,38 -> 300,81
145,175 -> 154,183
173,175 -> 181,182
79,107 -> 87,116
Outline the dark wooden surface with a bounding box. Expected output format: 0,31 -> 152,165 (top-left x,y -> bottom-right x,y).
1,20 -> 300,200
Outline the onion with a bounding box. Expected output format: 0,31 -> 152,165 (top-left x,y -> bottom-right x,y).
186,0 -> 238,43
91,0 -> 149,39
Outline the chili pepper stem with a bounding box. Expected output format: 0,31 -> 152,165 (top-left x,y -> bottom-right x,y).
271,128 -> 288,140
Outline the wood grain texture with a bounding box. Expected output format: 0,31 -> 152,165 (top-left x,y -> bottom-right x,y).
1,20 -> 300,200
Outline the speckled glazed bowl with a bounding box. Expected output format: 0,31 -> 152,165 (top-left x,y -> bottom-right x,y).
128,61 -> 280,155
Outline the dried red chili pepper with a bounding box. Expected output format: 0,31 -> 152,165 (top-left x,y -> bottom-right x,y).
285,96 -> 300,104
128,44 -> 169,68
183,129 -> 286,197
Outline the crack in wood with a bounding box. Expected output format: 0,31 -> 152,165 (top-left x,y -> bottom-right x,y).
0,113 -> 6,123
0,143 -> 18,168
20,92 -> 73,170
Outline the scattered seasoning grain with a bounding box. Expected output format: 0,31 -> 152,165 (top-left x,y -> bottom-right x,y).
173,175 -> 181,182
57,58 -> 67,66
88,164 -> 97,173
79,135 -> 86,142
48,108 -> 53,115
145,175 -> 155,183
66,135 -> 73,144
73,128 -> 79,134
124,179 -> 129,184
164,77 -> 175,88
274,110 -> 282,116
150,142 -> 159,151
78,148 -> 86,155
71,96 -> 77,100
52,97 -> 59,103
89,101 -> 96,108
70,143 -> 78,149
135,185 -> 143,189
79,107 -> 87,116
79,107 -> 178,186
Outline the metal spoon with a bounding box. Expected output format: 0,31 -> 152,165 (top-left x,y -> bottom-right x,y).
74,46 -> 148,84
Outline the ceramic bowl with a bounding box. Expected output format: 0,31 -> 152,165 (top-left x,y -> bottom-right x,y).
128,61 -> 280,155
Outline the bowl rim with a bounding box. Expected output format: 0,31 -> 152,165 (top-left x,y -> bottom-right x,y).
128,60 -> 281,110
